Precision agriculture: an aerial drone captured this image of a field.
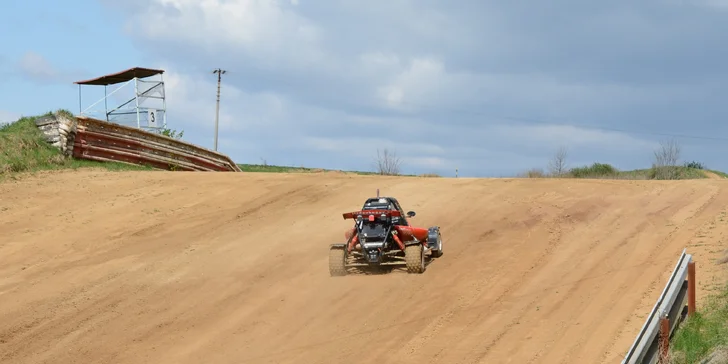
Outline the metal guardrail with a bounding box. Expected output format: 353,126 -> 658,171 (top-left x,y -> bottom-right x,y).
622,249 -> 692,364
72,116 -> 241,172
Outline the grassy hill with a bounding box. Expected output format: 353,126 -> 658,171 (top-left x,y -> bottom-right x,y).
519,162 -> 725,180
0,111 -> 151,178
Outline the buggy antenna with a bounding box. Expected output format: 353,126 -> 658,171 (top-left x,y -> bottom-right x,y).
377,189 -> 380,198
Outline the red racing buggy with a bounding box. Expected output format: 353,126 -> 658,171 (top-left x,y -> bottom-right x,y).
329,191 -> 443,276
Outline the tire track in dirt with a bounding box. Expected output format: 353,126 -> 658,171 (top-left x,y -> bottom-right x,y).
596,184 -> 726,363
535,184 -> 720,363
466,212 -> 577,363
539,198 -> 687,362
406,199 -> 581,362
361,185 -> 514,361
3,171 -> 728,364
522,218 -> 654,364
237,181 -> 536,363
396,220 -> 552,358
436,198 -> 605,361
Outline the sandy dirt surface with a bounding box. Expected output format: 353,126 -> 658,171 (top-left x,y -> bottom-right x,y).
1,170 -> 728,364
702,170 -> 726,180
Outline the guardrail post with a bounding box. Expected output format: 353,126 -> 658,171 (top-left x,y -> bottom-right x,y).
688,260 -> 696,317
659,315 -> 670,363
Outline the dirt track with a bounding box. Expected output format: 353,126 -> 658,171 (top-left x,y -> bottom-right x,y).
1,170 -> 727,364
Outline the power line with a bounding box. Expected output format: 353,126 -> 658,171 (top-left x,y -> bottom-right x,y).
198,72 -> 728,144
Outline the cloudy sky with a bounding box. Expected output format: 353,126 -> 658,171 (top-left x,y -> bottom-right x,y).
2,0 -> 728,177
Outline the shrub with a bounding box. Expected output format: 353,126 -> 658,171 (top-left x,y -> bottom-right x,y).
684,161 -> 705,170
518,168 -> 547,178
568,163 -> 618,178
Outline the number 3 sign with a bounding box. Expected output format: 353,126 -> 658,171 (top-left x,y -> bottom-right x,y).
148,109 -> 157,128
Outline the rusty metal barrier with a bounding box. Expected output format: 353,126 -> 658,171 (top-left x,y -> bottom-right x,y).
72,116 -> 241,172
622,249 -> 693,364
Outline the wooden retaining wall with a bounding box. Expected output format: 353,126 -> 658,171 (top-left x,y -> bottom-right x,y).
36,113 -> 241,172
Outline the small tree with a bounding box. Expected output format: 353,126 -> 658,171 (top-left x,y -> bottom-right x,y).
548,146 -> 568,177
652,139 -> 681,180
376,148 -> 402,175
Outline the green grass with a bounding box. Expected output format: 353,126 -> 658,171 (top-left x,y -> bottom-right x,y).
519,162 -> 712,180
0,111 -> 152,178
617,166 -> 707,180
569,162 -> 620,178
669,284 -> 728,363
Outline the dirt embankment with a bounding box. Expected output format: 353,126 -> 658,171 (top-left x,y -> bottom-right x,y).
1,170 -> 727,364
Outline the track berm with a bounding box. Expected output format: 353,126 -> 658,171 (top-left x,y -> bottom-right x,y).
1,169 -> 727,364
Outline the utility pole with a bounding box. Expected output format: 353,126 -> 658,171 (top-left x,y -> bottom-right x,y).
212,68 -> 227,151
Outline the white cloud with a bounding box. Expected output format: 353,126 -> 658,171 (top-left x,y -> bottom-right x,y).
122,0 -> 325,69
103,0 -> 728,175
150,64 -> 662,173
152,69 -> 291,149
376,57 -> 447,111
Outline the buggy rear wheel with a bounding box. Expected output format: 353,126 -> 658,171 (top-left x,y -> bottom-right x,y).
428,227 -> 443,258
431,232 -> 443,258
404,244 -> 425,274
329,246 -> 347,276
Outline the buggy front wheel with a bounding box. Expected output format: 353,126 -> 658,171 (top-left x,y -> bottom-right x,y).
329,246 -> 347,276
404,244 -> 425,274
